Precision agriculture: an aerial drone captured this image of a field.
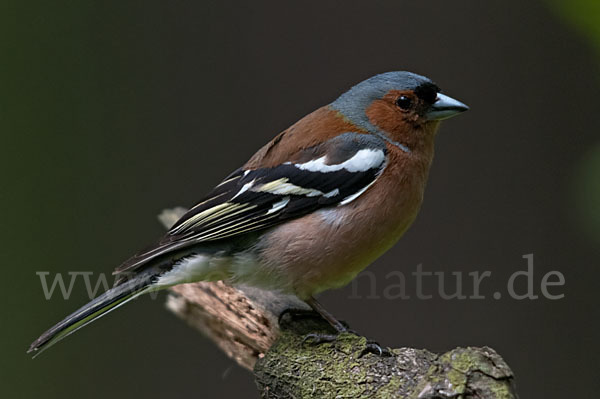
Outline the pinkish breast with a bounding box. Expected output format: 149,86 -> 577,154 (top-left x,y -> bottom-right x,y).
254,146 -> 433,300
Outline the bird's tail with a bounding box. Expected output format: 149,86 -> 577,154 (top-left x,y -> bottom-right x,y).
28,272 -> 157,357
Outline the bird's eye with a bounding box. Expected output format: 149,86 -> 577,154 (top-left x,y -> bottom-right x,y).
395,95 -> 412,110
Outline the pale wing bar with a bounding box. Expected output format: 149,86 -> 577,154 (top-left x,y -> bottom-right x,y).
114,133 -> 387,274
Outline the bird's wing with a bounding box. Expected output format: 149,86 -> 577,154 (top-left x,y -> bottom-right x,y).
114,132 -> 387,275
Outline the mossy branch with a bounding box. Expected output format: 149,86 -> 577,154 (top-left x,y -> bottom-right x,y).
159,208 -> 518,398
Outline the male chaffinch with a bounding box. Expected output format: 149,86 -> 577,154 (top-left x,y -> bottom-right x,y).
29,71 -> 468,355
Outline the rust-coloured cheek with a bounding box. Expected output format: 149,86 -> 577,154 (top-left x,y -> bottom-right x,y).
365,89 -> 429,139
365,99 -> 412,136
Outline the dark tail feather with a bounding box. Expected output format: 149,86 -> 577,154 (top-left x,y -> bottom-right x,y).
28,273 -> 156,357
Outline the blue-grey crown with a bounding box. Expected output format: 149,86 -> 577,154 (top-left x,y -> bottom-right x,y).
331,72 -> 437,132
329,72 -> 439,153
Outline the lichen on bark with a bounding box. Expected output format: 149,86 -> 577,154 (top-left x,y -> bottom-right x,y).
254,317 -> 517,399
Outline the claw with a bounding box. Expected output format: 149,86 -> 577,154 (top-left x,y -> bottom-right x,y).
302,332 -> 338,345
302,332 -> 392,358
294,298 -> 391,357
359,341 -> 392,358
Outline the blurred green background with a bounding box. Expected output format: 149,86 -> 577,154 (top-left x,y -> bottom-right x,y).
1,1 -> 599,398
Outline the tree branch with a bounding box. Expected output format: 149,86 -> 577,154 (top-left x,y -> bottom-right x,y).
159,208 -> 518,398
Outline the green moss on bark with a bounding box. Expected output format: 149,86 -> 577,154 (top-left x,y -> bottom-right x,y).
254,317 -> 517,398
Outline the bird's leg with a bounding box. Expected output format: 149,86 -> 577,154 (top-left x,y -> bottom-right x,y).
305,296 -> 348,332
303,297 -> 391,357
277,308 -> 325,328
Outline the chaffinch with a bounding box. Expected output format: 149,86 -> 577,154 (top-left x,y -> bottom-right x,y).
29,71 -> 468,355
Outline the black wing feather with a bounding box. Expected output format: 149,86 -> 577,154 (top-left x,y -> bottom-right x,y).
114,132 -> 387,274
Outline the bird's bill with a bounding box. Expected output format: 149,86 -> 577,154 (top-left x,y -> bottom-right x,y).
426,93 -> 469,120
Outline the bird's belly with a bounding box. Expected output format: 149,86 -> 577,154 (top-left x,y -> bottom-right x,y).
252,186 -> 423,299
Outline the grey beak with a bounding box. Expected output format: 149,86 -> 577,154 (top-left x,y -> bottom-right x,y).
426,93 -> 469,121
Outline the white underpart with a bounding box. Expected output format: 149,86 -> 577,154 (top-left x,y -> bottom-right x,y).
267,197 -> 290,214
155,254 -> 229,287
318,208 -> 345,226
155,253 -> 264,290
295,149 -> 385,173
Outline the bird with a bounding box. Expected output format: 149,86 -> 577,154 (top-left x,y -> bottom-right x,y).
28,71 -> 468,356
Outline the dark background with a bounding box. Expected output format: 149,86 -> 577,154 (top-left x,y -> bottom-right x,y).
2,1 -> 599,398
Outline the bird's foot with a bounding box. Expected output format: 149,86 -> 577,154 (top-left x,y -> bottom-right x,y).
361,339 -> 392,357
292,297 -> 392,357
278,307 -> 322,326
302,331 -> 392,358
302,332 -> 339,345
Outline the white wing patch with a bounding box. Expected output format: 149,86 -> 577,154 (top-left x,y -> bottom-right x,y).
173,151 -> 385,234
294,149 -> 385,173
252,178 -> 337,198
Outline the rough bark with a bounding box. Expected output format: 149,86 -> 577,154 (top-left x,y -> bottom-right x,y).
166,281 -> 307,370
160,208 -> 518,398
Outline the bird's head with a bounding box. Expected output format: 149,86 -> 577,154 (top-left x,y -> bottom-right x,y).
331,71 -> 468,152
